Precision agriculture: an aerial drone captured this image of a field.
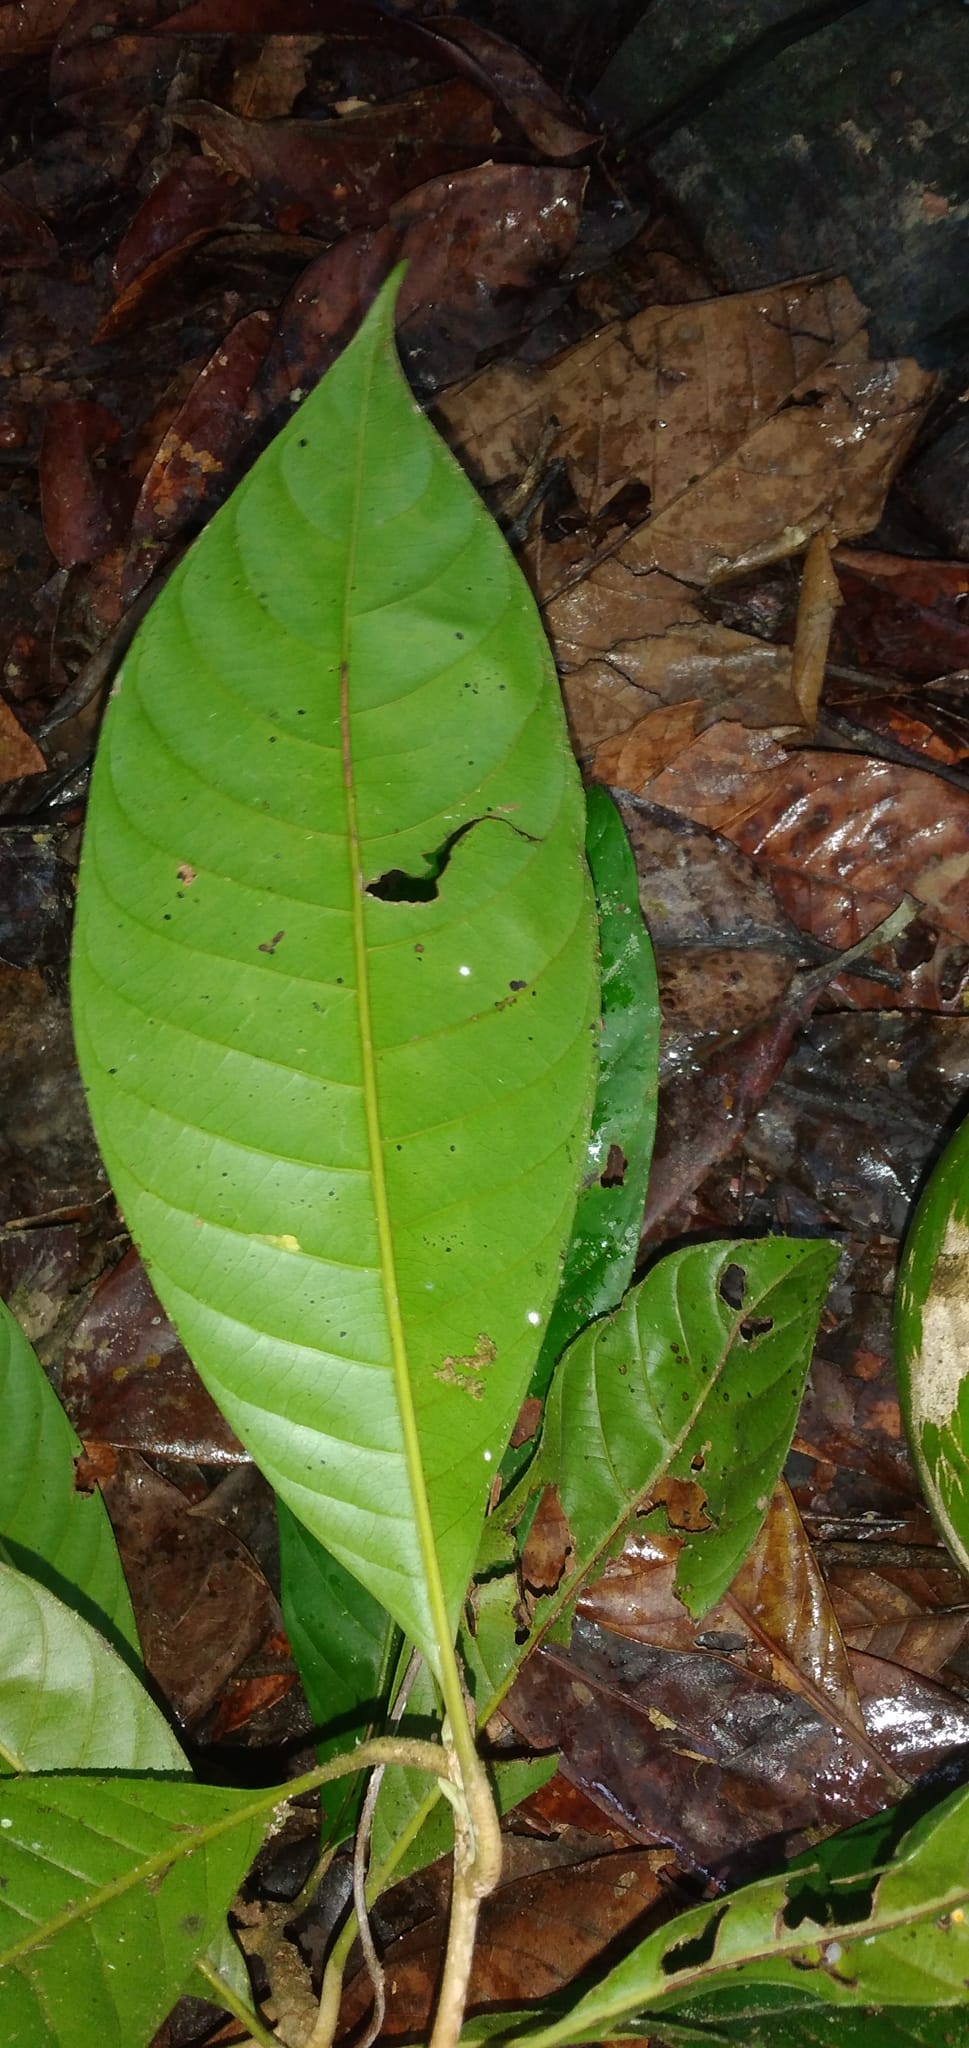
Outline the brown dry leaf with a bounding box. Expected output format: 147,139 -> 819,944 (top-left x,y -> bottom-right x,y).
60,1245 -> 247,1464
225,34 -> 323,120
97,1448 -> 274,1725
340,1847 -> 664,2039
591,720 -> 969,1011
176,81 -> 495,239
440,276 -> 935,757
581,1480 -> 902,1794
827,1560 -> 969,1686
0,698 -> 45,782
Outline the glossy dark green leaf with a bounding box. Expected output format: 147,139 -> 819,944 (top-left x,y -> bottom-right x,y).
0,1297 -> 139,1664
895,1113 -> 969,1577
72,270 -> 599,1679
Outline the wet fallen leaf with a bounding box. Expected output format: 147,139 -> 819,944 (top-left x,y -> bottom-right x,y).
176,80 -> 496,238
111,156 -> 242,294
339,1845 -> 666,2038
96,1448 -> 274,1726
832,548 -> 969,684
418,14 -> 596,159
826,1556 -> 969,1688
255,162 -> 587,407
504,1620 -> 899,1884
39,398 -> 132,569
393,162 -> 587,389
59,1246 -> 247,1464
124,307 -> 274,594
581,1481 -> 903,1792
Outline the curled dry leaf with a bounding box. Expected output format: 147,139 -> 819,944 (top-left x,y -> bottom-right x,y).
111,155 -> 241,293
124,307 -> 274,595
39,399 -> 131,569
419,14 -> 596,159
176,80 -> 496,238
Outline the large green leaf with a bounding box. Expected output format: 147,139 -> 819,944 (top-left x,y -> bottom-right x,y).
278,784 -> 658,1817
71,271 -> 598,1677
0,1298 -> 139,1664
0,1774 -> 265,2048
0,1563 -> 183,1776
895,1113 -> 969,1576
460,1782 -> 969,2047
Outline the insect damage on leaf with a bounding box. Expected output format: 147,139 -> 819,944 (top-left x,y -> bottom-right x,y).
434,1332 -> 497,1398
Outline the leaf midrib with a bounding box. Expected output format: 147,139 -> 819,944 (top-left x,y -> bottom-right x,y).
337,328 -> 457,1690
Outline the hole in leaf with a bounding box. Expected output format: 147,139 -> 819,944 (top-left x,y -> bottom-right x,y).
719,1262 -> 747,1310
740,1314 -> 774,1341
661,1905 -> 727,1976
366,815 -> 533,903
600,1143 -> 628,1188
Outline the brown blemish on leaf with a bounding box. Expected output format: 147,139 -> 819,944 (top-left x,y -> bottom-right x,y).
176,862 -> 196,885
510,1394 -> 543,1448
258,930 -> 285,955
433,1331 -> 496,1399
652,1474 -> 713,1533
521,1483 -> 574,1594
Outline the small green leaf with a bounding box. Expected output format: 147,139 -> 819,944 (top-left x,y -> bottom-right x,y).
511,1235 -> 839,1621
362,1238 -> 837,1900
0,1564 -> 183,1777
0,1298 -> 139,1665
0,1775 -> 265,2048
72,269 -> 598,1680
456,1782 -> 969,2047
895,1114 -> 969,1576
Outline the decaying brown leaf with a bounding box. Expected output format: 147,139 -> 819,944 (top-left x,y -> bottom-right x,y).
440,275 -> 935,768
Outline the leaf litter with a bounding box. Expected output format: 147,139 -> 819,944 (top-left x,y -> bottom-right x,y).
1,4 -> 969,2042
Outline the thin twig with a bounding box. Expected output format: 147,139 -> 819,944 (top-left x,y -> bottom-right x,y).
346,1652 -> 427,2048
307,1652 -> 426,2048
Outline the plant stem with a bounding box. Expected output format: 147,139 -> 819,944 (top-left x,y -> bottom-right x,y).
193,1954 -> 280,2048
